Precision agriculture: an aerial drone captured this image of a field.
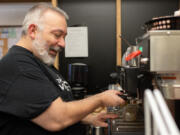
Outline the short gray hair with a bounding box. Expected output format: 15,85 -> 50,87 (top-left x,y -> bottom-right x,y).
21,3 -> 69,36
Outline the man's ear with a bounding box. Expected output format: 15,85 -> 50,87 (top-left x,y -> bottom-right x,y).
28,24 -> 37,40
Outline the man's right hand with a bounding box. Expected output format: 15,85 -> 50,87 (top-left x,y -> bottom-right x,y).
97,90 -> 125,107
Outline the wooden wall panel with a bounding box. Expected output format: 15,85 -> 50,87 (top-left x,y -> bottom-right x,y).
116,0 -> 121,66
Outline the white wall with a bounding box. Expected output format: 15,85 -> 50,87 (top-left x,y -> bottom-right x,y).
0,2 -> 50,26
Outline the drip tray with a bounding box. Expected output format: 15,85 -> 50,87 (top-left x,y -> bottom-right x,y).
111,119 -> 144,132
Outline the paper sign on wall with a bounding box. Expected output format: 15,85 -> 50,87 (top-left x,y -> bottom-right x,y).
65,27 -> 88,57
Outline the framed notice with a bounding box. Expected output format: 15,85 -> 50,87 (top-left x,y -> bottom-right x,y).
65,26 -> 88,57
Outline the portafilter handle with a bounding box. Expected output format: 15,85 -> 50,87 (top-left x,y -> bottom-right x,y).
118,94 -> 128,101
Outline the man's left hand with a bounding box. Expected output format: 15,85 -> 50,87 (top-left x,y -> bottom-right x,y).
82,112 -> 118,127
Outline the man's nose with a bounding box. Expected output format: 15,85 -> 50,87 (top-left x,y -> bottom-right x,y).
57,38 -> 65,48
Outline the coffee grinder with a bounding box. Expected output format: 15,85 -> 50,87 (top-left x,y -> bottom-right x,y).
68,63 -> 88,100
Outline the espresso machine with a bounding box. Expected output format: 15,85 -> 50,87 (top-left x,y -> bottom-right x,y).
108,30 -> 180,135
138,30 -> 180,99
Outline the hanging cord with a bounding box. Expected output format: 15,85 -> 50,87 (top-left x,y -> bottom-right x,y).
119,35 -> 133,47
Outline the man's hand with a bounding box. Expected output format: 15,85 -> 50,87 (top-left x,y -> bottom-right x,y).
97,90 -> 125,107
82,112 -> 118,127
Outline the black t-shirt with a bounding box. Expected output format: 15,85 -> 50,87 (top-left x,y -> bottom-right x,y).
0,46 -> 77,135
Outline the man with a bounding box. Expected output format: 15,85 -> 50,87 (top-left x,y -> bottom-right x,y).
0,3 -> 125,135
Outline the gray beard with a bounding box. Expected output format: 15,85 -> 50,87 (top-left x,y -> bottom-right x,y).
32,36 -> 56,66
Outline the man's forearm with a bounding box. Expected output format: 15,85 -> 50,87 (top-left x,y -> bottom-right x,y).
60,93 -> 103,126
81,113 -> 94,125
